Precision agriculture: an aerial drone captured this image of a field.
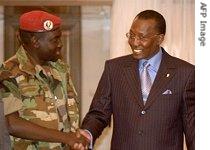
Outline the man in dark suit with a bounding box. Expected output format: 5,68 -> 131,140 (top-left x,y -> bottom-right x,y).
76,10 -> 194,150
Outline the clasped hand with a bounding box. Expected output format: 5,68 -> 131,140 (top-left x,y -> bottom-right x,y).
66,129 -> 91,150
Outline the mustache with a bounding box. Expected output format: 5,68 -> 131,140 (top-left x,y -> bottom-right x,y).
132,46 -> 143,50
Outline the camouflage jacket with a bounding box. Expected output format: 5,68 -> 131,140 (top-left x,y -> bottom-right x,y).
0,46 -> 79,150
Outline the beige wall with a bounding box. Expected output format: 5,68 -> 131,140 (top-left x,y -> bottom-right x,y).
81,6 -> 112,149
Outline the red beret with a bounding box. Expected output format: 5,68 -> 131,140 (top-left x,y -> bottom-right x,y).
19,10 -> 61,32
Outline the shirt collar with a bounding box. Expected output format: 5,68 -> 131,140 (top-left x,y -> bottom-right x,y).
16,46 -> 39,75
16,46 -> 69,81
139,48 -> 162,72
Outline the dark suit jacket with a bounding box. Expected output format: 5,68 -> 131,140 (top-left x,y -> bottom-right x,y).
82,49 -> 195,150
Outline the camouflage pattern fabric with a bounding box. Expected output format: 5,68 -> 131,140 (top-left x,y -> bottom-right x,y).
0,46 -> 79,150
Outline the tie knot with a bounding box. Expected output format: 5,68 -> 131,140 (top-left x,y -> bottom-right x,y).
142,61 -> 150,69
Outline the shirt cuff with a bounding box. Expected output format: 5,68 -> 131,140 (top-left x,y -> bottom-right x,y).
84,129 -> 93,149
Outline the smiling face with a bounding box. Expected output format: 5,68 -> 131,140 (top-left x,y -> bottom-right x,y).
128,18 -> 164,60
34,28 -> 63,64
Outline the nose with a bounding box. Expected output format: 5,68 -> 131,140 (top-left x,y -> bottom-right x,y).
132,37 -> 142,47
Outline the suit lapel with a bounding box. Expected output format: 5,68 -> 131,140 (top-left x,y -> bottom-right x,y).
145,50 -> 176,109
123,56 -> 144,108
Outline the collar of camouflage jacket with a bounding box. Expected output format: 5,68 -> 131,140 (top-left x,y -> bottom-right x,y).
15,47 -> 78,96
16,46 -> 69,82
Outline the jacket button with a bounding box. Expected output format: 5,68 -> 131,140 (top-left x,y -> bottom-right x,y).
141,110 -> 146,115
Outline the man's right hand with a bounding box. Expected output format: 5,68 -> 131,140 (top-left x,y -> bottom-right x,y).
66,131 -> 90,150
72,129 -> 91,150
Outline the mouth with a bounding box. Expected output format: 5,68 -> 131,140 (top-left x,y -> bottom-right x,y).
133,49 -> 143,54
54,50 -> 62,60
56,51 -> 60,55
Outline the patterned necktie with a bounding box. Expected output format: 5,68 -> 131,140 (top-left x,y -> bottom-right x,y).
140,61 -> 152,104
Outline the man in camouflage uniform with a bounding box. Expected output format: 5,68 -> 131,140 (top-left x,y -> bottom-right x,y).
0,10 -> 88,150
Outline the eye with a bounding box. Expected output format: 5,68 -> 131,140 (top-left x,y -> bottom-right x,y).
130,34 -> 136,39
126,33 -> 136,39
50,38 -> 58,43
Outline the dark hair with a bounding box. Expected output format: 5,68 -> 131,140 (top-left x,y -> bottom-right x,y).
135,10 -> 166,35
18,29 -> 46,45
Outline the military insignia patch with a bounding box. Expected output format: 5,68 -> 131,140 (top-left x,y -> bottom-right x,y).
43,20 -> 54,31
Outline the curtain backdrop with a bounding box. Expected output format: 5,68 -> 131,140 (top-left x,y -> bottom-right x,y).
110,0 -> 195,64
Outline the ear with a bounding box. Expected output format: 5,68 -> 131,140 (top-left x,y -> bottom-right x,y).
157,34 -> 165,45
31,36 -> 40,48
16,30 -> 23,46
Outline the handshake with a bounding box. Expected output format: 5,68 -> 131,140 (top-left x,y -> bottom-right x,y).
65,129 -> 91,150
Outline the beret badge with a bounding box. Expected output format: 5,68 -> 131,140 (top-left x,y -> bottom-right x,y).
43,20 -> 54,31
